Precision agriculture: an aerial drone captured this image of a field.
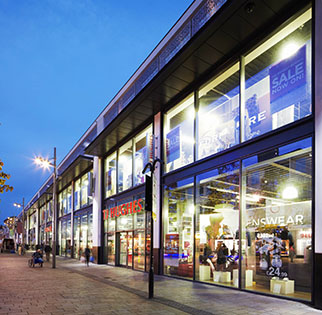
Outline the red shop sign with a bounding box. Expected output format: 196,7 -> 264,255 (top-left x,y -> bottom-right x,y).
102,199 -> 143,220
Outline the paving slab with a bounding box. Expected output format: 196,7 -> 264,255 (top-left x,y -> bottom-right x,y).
0,253 -> 321,315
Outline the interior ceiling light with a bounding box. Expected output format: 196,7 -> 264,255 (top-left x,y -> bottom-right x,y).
281,42 -> 300,60
282,186 -> 298,199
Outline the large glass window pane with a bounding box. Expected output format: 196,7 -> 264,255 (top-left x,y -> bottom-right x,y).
244,9 -> 311,141
80,214 -> 88,256
198,64 -> 240,160
241,138 -> 312,301
62,189 -> 67,215
67,186 -> 72,214
74,216 -> 81,259
105,152 -> 117,198
74,179 -> 81,210
164,95 -> 194,172
163,177 -> 194,279
134,126 -> 152,186
196,162 -> 240,286
107,233 -> 115,265
116,197 -> 133,231
81,173 -> 89,207
58,193 -> 63,217
118,141 -> 133,192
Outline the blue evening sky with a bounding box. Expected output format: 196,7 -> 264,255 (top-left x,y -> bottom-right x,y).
0,0 -> 191,224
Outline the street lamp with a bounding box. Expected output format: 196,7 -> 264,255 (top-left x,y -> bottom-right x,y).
143,158 -> 163,299
13,198 -> 25,247
34,147 -> 57,269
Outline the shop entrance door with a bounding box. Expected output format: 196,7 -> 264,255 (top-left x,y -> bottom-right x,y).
117,232 -> 133,268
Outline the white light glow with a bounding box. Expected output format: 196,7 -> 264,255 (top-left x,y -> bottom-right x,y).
282,186 -> 298,199
281,42 -> 300,60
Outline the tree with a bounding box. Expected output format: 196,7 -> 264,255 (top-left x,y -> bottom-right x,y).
0,160 -> 13,194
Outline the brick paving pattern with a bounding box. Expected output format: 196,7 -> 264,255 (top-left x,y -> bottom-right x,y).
0,253 -> 321,315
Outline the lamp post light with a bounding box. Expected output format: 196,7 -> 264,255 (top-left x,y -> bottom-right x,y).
13,198 -> 25,248
34,147 -> 57,269
143,158 -> 163,299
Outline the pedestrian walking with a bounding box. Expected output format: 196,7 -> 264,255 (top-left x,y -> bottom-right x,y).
44,244 -> 51,262
84,246 -> 90,267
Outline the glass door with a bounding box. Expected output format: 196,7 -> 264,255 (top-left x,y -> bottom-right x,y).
120,232 -> 127,266
128,232 -> 133,268
134,230 -> 145,270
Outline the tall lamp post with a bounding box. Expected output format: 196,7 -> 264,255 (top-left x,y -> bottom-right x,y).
143,158 -> 163,299
34,147 -> 57,269
13,198 -> 25,246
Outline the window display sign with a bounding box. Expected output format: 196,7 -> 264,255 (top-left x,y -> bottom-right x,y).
103,199 -> 143,220
269,46 -> 306,102
246,201 -> 311,228
166,126 -> 180,163
165,233 -> 179,254
245,42 -> 311,140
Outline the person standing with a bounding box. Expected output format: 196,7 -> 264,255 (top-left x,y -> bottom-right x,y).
44,244 -> 52,262
84,246 -> 90,267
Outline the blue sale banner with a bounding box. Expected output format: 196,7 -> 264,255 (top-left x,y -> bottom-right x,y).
270,45 -> 306,102
166,126 -> 180,163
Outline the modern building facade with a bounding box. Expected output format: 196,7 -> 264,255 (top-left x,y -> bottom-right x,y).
23,0 -> 322,309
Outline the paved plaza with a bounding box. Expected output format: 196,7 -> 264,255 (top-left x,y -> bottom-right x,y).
0,253 -> 321,315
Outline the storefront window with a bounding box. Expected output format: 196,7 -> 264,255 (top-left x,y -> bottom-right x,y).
47,200 -> 52,222
88,213 -> 93,250
134,126 -> 152,186
196,162 -> 240,285
74,179 -> 81,210
67,186 -> 72,214
241,138 -> 312,300
105,152 -> 117,198
116,197 -> 133,231
58,193 -> 63,217
243,9 -> 311,141
73,216 -> 81,258
198,64 -> 240,160
164,95 -> 194,172
81,173 -> 89,206
118,141 -> 133,192
40,205 -> 46,225
163,177 -> 194,278
133,192 -> 145,271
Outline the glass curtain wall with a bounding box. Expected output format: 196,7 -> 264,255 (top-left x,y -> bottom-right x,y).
118,141 -> 133,192
163,9 -> 312,174
58,184 -> 72,217
198,64 -> 240,160
134,126 -> 153,186
105,152 -> 117,198
163,178 -> 194,279
73,211 -> 93,259
74,171 -> 93,211
163,138 -> 312,299
164,95 -> 194,173
104,124 -> 152,196
58,216 -> 72,257
241,138 -> 312,300
244,10 -> 311,141
104,193 -> 146,271
195,162 -> 240,286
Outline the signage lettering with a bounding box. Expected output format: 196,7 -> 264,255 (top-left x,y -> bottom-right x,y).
103,198 -> 143,220
269,45 -> 306,102
248,214 -> 304,227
